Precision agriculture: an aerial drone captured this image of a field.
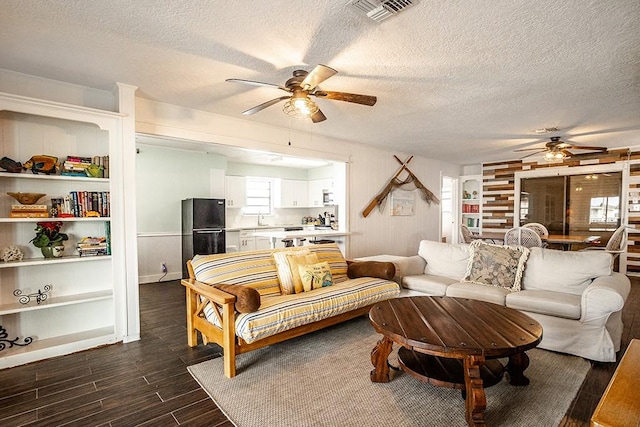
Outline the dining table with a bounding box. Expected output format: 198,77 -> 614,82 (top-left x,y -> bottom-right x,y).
471,231 -> 601,250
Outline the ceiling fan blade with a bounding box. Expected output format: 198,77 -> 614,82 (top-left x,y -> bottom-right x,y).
513,147 -> 545,152
226,78 -> 290,93
300,64 -> 337,91
242,96 -> 291,115
520,151 -> 544,159
312,90 -> 377,106
561,150 -> 574,157
310,109 -> 327,123
567,145 -> 607,151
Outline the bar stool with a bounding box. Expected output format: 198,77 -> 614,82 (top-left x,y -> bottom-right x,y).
282,238 -> 306,247
282,239 -> 294,247
308,239 -> 335,244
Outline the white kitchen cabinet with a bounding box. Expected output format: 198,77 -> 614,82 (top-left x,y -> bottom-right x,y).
225,230 -> 240,252
225,175 -> 246,208
255,235 -> 272,250
239,229 -> 256,251
308,178 -> 335,207
307,179 -> 324,207
0,92 -> 127,369
275,179 -> 308,208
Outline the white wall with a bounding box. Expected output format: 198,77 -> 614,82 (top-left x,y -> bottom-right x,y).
135,145 -> 342,282
135,98 -> 461,272
135,145 -> 229,282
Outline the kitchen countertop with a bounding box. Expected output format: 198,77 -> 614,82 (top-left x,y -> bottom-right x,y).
251,230 -> 350,248
226,225 -> 317,231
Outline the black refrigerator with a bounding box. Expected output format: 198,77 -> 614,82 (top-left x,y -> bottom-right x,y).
182,198 -> 226,277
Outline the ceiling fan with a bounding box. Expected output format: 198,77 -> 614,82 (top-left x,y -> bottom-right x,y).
514,136 -> 607,161
226,64 -> 377,123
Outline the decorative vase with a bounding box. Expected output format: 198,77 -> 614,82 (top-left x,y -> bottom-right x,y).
41,243 -> 64,258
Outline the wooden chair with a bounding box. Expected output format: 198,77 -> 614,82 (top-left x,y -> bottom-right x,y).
459,224 -> 473,244
504,227 -> 543,248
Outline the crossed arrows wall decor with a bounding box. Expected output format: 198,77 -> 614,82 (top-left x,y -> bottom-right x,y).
362,155 -> 440,217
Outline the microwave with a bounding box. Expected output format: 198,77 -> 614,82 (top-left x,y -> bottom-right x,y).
322,189 -> 334,205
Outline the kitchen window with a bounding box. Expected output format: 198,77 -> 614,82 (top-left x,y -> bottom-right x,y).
244,177 -> 272,215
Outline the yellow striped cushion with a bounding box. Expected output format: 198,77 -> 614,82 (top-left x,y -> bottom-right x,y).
232,277 -> 400,343
272,248 -> 312,295
306,243 -> 348,283
191,250 -> 281,297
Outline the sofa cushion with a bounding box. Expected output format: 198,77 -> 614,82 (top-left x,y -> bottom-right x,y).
286,252 -> 320,293
446,282 -> 511,305
522,247 -> 612,295
462,240 -> 529,292
299,261 -> 334,291
203,277 -> 401,344
418,240 -> 470,280
307,243 -> 349,283
402,274 -> 456,296
273,247 -> 311,295
506,289 -> 581,320
191,250 -> 282,297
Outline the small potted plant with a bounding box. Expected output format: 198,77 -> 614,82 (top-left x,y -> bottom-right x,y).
31,221 -> 68,258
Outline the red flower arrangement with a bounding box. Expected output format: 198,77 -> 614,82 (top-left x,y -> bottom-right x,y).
30,221 -> 69,248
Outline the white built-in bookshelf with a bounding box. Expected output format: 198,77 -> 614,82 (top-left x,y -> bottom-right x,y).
0,92 -> 127,369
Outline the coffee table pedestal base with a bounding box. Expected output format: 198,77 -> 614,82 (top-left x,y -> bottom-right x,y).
398,348 -> 506,427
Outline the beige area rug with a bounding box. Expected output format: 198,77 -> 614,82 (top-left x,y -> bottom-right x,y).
188,316 -> 590,427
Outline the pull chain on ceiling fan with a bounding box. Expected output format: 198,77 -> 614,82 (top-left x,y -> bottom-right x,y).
226,64 -> 377,123
514,136 -> 607,161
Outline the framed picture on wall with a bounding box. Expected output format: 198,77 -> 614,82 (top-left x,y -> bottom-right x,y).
390,189 -> 415,216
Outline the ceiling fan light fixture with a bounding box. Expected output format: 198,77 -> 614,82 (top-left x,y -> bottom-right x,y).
543,150 -> 566,162
283,93 -> 319,119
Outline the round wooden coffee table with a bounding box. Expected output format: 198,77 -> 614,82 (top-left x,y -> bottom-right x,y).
369,296 -> 543,427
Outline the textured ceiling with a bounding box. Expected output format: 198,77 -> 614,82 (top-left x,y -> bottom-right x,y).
1,0 -> 639,165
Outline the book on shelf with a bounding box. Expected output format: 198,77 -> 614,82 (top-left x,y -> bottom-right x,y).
11,204 -> 48,211
10,211 -> 50,218
50,191 -> 110,217
105,221 -> 111,255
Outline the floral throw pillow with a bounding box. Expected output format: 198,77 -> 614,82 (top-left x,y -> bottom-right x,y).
462,240 -> 530,292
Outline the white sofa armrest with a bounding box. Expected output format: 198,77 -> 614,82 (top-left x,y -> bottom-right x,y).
353,254 -> 426,283
394,255 -> 427,277
580,272 -> 631,326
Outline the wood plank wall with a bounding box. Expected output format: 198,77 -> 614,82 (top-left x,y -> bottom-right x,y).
482,149 -> 640,276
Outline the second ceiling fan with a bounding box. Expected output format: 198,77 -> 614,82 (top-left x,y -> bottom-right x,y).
226,64 -> 377,123
514,136 -> 607,161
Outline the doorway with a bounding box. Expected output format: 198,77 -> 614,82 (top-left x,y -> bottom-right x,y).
441,176 -> 455,243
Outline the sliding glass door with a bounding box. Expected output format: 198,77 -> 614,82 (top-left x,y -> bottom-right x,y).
520,172 -> 622,235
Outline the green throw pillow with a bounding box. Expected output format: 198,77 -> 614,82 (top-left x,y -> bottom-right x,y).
298,262 -> 334,292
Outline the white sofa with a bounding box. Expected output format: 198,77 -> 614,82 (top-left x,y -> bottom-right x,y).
358,240 -> 631,362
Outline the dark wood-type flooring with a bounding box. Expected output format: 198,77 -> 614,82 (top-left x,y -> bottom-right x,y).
1,278 -> 639,426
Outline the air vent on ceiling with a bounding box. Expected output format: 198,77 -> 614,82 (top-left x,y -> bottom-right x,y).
349,0 -> 419,23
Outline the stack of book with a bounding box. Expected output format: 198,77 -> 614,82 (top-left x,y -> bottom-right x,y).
9,204 -> 49,218
61,155 -> 109,178
61,156 -> 92,176
77,236 -> 108,257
